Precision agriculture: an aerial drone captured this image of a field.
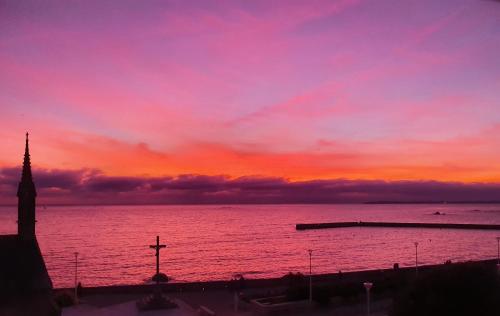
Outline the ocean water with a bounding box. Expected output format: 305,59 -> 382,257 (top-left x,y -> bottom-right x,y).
0,204 -> 499,288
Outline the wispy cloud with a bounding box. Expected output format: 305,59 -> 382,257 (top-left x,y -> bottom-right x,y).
1,0 -> 499,183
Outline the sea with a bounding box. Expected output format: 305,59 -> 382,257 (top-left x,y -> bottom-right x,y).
1,204 -> 499,288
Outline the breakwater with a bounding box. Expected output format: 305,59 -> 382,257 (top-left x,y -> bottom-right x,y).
296,221 -> 500,231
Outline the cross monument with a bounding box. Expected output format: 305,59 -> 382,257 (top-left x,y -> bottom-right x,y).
149,235 -> 166,281
137,236 -> 177,310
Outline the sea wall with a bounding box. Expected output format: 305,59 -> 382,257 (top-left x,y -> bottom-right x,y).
296,222 -> 500,230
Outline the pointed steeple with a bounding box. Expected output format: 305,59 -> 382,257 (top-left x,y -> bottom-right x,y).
18,132 -> 37,239
21,132 -> 33,183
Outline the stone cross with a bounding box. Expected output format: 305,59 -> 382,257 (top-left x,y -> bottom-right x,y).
149,236 -> 166,278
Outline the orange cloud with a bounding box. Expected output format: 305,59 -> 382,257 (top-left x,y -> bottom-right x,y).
1,126 -> 497,184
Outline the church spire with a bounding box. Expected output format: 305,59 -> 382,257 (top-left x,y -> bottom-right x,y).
21,132 -> 33,183
18,132 -> 37,239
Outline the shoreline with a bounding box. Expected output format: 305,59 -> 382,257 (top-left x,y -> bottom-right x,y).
55,258 -> 499,295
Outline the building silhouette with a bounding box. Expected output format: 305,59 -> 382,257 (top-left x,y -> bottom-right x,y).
0,133 -> 58,315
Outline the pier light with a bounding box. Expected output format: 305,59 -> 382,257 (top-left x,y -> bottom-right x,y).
363,282 -> 373,316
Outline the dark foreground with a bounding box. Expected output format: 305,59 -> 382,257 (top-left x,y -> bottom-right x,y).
55,259 -> 500,316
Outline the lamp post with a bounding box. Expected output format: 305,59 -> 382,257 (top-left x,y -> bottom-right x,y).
414,242 -> 419,278
308,249 -> 313,304
232,274 -> 243,312
74,252 -> 79,304
496,237 -> 500,264
496,237 -> 500,274
363,282 -> 373,316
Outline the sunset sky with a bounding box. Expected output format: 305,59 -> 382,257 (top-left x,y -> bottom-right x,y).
1,0 -> 500,204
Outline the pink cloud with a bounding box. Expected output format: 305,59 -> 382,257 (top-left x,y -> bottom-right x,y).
1,0 -> 499,185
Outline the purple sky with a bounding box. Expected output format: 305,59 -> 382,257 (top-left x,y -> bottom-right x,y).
1,0 -> 500,203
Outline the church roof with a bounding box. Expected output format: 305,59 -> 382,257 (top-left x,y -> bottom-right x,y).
0,234 -> 53,295
0,134 -> 51,295
0,134 -> 58,316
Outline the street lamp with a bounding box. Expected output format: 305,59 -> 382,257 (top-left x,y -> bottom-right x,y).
74,252 -> 79,304
232,274 -> 243,312
496,237 -> 500,264
308,249 -> 313,304
414,242 -> 419,277
496,237 -> 500,274
363,282 -> 373,316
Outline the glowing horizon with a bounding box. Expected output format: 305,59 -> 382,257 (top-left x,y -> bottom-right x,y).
1,0 -> 500,185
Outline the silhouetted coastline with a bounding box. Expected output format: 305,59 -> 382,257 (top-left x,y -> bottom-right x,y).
54,259 -> 497,296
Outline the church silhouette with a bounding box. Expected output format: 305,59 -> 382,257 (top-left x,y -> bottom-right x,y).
0,133 -> 58,316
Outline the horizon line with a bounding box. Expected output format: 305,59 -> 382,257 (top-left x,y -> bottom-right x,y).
1,201 -> 500,207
